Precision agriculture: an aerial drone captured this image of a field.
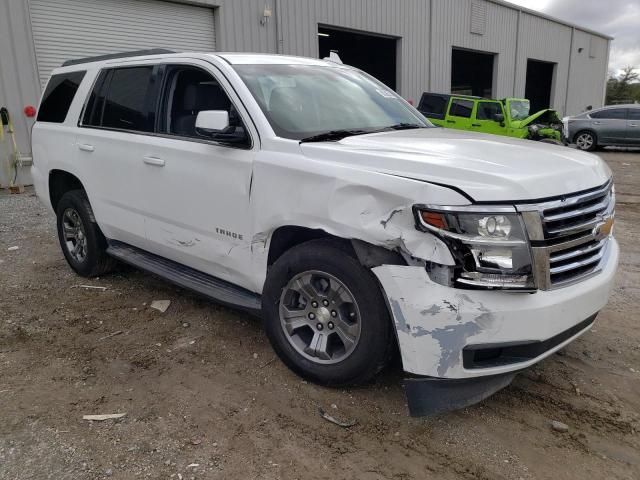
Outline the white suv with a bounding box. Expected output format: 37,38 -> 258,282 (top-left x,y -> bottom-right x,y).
31,51 -> 618,415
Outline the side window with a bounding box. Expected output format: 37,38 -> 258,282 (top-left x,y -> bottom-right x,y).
476,102 -> 503,121
627,109 -> 640,120
159,65 -> 248,146
418,94 -> 448,118
590,109 -> 627,120
449,99 -> 474,118
101,67 -> 155,131
37,71 -> 86,123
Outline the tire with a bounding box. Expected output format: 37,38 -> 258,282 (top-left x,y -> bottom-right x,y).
56,190 -> 117,277
262,239 -> 393,386
574,130 -> 597,151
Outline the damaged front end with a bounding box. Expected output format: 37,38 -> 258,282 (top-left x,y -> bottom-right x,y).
366,200 -> 617,416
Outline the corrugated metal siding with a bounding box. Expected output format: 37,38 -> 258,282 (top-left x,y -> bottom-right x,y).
515,12 -> 572,112
430,0 -> 518,98
29,0 -> 217,88
0,0 -> 41,187
566,31 -> 609,114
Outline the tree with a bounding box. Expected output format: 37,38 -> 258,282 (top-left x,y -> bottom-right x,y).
606,66 -> 640,105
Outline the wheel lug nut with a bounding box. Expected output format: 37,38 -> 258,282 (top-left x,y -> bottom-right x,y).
316,323 -> 323,330
308,313 -> 316,320
331,310 -> 337,317
322,299 -> 329,306
311,301 -> 318,308
328,322 -> 334,330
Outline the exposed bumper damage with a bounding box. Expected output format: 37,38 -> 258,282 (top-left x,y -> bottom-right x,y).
372,239 -> 619,415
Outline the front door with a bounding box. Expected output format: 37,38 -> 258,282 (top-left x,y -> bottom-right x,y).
138,60 -> 257,291
471,101 -> 507,136
445,98 -> 475,131
589,108 -> 628,144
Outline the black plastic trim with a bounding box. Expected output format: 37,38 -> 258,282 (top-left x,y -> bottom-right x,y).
462,314 -> 597,369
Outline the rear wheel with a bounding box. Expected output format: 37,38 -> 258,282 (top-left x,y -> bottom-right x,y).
262,239 -> 392,386
575,131 -> 597,151
56,190 -> 117,277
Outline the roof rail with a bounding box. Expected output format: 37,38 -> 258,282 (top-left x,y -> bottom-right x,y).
61,48 -> 176,67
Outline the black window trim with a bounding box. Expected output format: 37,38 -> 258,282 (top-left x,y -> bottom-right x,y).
77,60 -> 255,151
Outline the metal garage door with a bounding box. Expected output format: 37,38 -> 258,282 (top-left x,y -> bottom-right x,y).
29,0 -> 216,88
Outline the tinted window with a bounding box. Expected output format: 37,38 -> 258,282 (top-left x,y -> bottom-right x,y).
419,94 -> 448,116
628,108 -> 640,120
476,102 -> 503,120
158,65 -> 248,146
37,71 -> 86,123
102,67 -> 154,131
590,109 -> 627,120
449,99 -> 474,118
82,70 -> 110,127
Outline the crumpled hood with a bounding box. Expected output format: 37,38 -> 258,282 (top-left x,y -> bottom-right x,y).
512,108 -> 562,128
299,128 -> 611,202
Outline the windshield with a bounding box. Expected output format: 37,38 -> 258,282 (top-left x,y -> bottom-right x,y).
233,64 -> 431,140
509,99 -> 531,121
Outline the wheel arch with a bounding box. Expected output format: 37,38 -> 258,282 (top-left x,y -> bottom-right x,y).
573,129 -> 598,145
49,170 -> 85,213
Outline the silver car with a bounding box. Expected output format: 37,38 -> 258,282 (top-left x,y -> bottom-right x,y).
564,104 -> 640,151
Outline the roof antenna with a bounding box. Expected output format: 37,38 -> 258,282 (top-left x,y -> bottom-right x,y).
324,50 -> 343,64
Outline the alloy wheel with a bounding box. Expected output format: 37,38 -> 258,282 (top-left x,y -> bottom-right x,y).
279,270 -> 362,364
62,207 -> 88,263
576,133 -> 594,150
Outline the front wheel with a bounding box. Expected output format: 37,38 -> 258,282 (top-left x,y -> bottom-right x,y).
575,131 -> 597,151
262,239 -> 393,386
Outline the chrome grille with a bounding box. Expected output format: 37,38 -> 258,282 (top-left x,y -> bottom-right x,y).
519,180 -> 614,290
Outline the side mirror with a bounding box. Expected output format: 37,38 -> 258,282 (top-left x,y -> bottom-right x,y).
195,110 -> 229,135
493,113 -> 505,123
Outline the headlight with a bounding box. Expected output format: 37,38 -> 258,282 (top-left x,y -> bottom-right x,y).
415,206 -> 534,290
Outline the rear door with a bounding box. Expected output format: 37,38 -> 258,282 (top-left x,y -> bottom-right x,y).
444,98 -> 475,131
471,100 -> 507,136
627,108 -> 640,145
589,108 -> 628,144
76,64 -> 161,248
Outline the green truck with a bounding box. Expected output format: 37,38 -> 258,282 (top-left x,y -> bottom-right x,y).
417,93 -> 563,143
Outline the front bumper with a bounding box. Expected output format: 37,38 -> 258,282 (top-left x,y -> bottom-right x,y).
372,238 -> 618,380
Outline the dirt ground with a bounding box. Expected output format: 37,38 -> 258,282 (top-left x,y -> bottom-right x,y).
1,150 -> 639,480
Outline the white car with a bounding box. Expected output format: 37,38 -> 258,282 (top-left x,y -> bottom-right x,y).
31,51 -> 618,415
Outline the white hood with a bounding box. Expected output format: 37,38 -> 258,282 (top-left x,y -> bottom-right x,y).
299,128 -> 611,202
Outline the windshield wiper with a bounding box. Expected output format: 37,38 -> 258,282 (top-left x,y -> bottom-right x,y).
299,129 -> 371,143
385,123 -> 426,130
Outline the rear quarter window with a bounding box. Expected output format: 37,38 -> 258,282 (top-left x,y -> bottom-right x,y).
37,71 -> 86,123
418,94 -> 448,118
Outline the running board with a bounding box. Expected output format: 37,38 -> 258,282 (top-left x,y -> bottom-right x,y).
106,240 -> 262,314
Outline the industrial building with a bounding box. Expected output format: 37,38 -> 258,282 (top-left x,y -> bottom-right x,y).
0,0 -> 612,187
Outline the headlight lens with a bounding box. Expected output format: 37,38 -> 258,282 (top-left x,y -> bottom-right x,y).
415,207 -> 534,290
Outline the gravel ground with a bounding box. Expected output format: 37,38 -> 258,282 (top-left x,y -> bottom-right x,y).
1,149 -> 639,480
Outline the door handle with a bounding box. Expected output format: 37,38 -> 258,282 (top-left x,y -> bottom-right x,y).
593,121 -> 603,125
446,120 -> 456,124
471,123 -> 481,127
143,156 -> 165,167
629,124 -> 638,127
77,143 -> 94,152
